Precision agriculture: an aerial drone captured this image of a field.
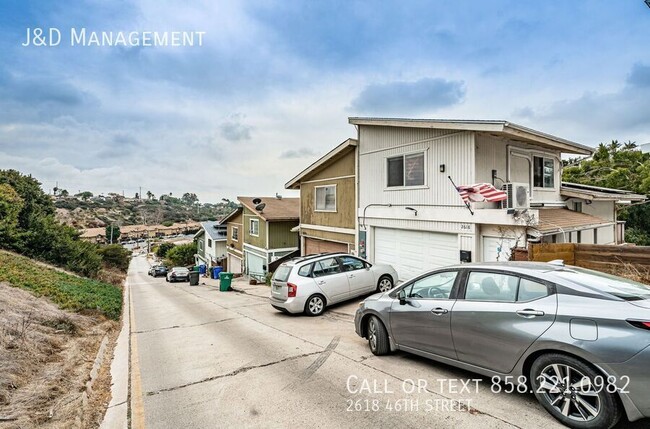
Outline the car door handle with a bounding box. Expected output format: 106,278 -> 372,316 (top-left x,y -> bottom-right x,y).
348,274 -> 355,278
317,280 -> 326,285
431,307 -> 449,316
516,309 -> 545,317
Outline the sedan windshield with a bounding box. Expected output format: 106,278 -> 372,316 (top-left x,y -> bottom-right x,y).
555,268 -> 650,301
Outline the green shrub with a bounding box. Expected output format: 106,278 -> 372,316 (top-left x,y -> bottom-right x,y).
155,242 -> 175,258
165,242 -> 197,266
98,245 -> 131,271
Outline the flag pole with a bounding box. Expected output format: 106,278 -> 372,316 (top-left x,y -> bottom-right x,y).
448,175 -> 474,216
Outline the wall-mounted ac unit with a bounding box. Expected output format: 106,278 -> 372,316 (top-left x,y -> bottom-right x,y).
501,182 -> 529,209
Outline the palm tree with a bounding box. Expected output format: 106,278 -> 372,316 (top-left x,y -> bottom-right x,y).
146,190 -> 154,200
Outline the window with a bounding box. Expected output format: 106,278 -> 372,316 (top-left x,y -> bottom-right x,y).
249,219 -> 259,236
339,256 -> 365,272
533,156 -> 555,188
573,201 -> 583,213
465,272 -> 519,302
298,264 -> 313,277
315,185 -> 336,211
312,257 -> 342,277
387,152 -> 425,187
208,239 -> 212,248
405,271 -> 458,299
517,279 -> 549,301
273,265 -> 292,282
231,226 -> 239,241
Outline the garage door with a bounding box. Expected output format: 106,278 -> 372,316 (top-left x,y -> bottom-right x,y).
374,228 -> 458,281
228,254 -> 242,274
304,237 -> 348,255
482,236 -> 516,262
245,251 -> 265,277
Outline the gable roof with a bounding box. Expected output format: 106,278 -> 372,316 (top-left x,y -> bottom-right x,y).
348,117 -> 593,155
237,196 -> 299,222
561,182 -> 646,203
285,138 -> 357,189
218,206 -> 243,225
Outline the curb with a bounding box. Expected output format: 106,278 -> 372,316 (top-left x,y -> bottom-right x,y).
100,276 -> 131,429
75,335 -> 109,427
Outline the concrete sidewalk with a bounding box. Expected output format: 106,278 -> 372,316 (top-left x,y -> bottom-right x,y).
199,274 -> 271,299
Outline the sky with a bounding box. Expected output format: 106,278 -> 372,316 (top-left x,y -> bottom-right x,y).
1,0 -> 650,202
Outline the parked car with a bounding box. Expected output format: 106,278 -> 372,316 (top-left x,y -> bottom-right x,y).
270,253 -> 398,316
355,261 -> 650,429
148,265 -> 168,277
166,267 -> 190,282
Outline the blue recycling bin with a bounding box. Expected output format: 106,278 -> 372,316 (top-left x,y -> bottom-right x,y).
199,264 -> 207,275
212,266 -> 223,279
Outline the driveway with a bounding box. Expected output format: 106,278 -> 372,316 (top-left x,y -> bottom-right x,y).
126,256 -> 640,428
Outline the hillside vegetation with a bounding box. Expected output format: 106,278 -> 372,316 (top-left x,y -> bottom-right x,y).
0,251 -> 122,320
54,193 -> 238,229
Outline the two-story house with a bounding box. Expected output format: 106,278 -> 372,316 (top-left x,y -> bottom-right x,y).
285,138 -> 357,255
350,117 -> 644,281
219,207 -> 244,274
193,221 -> 228,267
238,196 -> 299,280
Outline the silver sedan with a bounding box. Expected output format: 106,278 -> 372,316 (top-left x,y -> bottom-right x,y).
354,261 -> 650,429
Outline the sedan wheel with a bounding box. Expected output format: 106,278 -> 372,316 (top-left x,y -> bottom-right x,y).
531,354 -> 621,429
367,315 -> 389,355
304,295 -> 325,316
377,276 -> 393,292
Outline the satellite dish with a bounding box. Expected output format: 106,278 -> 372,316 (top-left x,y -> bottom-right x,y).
255,203 -> 266,212
252,197 -> 262,204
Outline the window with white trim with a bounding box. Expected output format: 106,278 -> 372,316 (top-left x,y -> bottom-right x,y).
249,219 -> 259,236
315,185 -> 336,212
231,226 -> 239,241
387,152 -> 425,187
533,156 -> 555,188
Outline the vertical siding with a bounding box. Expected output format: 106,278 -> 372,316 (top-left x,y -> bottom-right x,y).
226,210 -> 244,251
358,126 -> 475,208
269,221 -> 299,249
243,207 -> 266,249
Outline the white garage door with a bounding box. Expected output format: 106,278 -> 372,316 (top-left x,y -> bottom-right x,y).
482,236 -> 516,262
374,228 -> 458,281
245,251 -> 265,277
228,254 -> 242,274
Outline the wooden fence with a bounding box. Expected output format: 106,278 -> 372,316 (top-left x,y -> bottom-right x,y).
528,243 -> 650,272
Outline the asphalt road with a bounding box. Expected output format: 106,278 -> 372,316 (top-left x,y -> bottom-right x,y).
126,256 -> 642,429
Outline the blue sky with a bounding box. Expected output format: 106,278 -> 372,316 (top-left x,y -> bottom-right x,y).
1,0 -> 650,201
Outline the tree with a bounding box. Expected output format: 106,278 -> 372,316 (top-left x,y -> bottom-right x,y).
0,183 -> 23,245
182,192 -> 199,205
75,191 -> 93,200
105,225 -> 121,243
147,190 -> 154,200
135,192 -> 140,199
155,242 -> 175,258
165,242 -> 197,266
98,244 -> 131,271
60,189 -> 69,197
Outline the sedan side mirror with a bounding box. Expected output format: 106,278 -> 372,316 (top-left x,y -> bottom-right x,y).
398,290 -> 407,305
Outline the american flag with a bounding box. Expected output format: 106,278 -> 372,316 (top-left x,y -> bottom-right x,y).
456,183 -> 508,203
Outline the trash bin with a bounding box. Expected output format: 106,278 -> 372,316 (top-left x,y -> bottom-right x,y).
192,265 -> 200,272
199,264 -> 207,275
212,266 -> 223,279
219,272 -> 233,291
189,271 -> 200,286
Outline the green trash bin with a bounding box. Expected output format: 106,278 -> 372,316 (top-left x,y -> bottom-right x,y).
219,272 -> 233,291
189,271 -> 200,286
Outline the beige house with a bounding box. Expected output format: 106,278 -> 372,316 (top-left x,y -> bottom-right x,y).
238,196 -> 299,280
285,139 -> 357,255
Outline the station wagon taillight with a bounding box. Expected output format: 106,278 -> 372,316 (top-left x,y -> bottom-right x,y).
287,283 -> 297,298
627,320 -> 650,331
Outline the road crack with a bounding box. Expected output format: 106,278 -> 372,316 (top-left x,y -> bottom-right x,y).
145,351 -> 322,397
132,317 -> 240,334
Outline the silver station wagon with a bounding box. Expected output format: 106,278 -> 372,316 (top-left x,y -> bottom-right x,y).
270,253 -> 398,316
355,261 -> 650,429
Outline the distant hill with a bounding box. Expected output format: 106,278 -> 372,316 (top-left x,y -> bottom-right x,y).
54,195 -> 238,229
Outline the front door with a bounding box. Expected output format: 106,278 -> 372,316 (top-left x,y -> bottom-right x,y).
389,270 -> 459,359
452,271 -> 558,373
311,257 -> 350,303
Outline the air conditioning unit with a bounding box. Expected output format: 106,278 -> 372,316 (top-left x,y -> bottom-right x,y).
501,182 -> 529,209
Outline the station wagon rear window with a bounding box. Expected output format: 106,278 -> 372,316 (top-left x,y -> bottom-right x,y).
555,268 -> 650,301
273,266 -> 292,282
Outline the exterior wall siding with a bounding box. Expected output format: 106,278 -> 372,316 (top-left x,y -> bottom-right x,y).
301,227 -> 355,246
358,126 -> 475,208
226,210 -> 244,252
301,177 -> 355,229
243,207 -> 267,249
268,221 -> 299,249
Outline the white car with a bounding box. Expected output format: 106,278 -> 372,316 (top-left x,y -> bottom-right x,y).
166,267 -> 190,282
270,253 -> 398,316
